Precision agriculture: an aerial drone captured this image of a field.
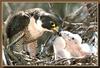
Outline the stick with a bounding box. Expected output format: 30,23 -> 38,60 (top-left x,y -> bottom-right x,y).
48,3 -> 54,13
2,46 -> 7,65
4,3 -> 13,14
7,32 -> 25,48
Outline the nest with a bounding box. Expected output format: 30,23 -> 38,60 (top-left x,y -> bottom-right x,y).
2,3 -> 98,66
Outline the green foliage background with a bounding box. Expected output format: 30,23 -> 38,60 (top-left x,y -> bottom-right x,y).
3,3 -> 82,21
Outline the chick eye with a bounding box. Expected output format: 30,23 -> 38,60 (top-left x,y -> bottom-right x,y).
72,37 -> 74,40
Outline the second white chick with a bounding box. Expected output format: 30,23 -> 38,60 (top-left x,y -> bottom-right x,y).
80,43 -> 97,56
80,43 -> 91,53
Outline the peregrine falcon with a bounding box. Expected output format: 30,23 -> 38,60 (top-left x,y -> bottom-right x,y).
6,8 -> 62,60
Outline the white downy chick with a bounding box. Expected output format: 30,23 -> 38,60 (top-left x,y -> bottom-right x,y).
60,31 -> 86,57
53,31 -> 86,60
80,43 -> 97,56
60,31 -> 82,45
53,37 -> 72,60
53,30 -> 98,60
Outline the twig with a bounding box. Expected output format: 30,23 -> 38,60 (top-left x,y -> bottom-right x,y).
35,60 -> 46,64
4,3 -> 13,14
4,32 -> 25,65
39,33 -> 53,57
80,4 -> 97,23
70,5 -> 85,20
87,4 -> 97,12
2,23 -> 9,47
4,14 -> 14,25
2,46 -> 7,65
64,21 -> 83,25
5,47 -> 21,65
7,32 -> 25,48
43,33 -> 52,47
48,3 -> 54,13
13,51 -> 28,65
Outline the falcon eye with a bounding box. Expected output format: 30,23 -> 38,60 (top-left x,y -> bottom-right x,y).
51,22 -> 56,27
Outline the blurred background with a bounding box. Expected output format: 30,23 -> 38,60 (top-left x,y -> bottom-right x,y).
3,3 -> 83,21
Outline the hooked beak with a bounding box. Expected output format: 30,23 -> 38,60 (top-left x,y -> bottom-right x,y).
43,12 -> 63,33
51,26 -> 59,32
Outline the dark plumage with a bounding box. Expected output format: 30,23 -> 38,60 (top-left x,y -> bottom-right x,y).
6,8 -> 62,38
6,8 -> 63,60
6,12 -> 30,38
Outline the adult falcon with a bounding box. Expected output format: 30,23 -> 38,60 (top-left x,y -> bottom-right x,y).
6,8 -> 62,60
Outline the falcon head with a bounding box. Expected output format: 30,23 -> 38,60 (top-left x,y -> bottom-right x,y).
6,8 -> 63,38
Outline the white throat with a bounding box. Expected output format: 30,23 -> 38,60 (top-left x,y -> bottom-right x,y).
36,17 -> 43,29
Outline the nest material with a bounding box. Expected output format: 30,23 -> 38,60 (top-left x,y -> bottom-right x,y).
3,3 -> 98,66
